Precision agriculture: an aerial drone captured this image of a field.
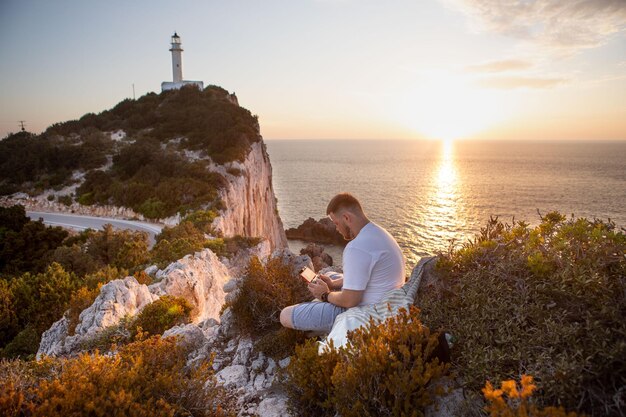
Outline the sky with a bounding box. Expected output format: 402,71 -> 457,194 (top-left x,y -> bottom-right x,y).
0,0 -> 625,141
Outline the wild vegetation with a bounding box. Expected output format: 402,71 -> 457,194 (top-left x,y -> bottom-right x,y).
0,335 -> 235,417
0,85 -> 260,218
0,205 -> 257,359
225,255 -> 311,358
482,375 -> 583,417
284,306 -> 448,417
420,212 -> 625,416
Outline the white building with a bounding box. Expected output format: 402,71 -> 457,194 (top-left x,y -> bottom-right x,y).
161,33 -> 204,92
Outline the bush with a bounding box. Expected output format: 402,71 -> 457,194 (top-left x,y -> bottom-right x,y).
285,306 -> 448,417
420,213 -> 626,416
56,195 -> 72,206
184,209 -> 218,234
1,326 -> 40,361
0,336 -> 235,417
0,208 -> 68,276
66,286 -> 100,336
78,319 -> 132,352
227,256 -> 311,335
255,327 -> 309,360
284,338 -> 341,417
483,375 -> 583,417
131,296 -> 193,337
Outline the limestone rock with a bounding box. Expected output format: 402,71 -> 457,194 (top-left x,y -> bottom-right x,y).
162,323 -> 207,351
232,338 -> 254,366
150,249 -> 231,323
76,277 -> 158,336
211,142 -> 287,251
256,395 -> 291,417
37,317 -> 69,358
37,277 -> 158,358
299,242 -> 333,272
217,364 -> 249,388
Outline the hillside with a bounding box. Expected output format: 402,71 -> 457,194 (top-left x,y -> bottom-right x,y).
0,85 -> 258,219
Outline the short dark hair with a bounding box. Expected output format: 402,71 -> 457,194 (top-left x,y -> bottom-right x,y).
326,193 -> 363,215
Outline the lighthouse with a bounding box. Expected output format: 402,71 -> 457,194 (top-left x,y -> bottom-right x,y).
161,33 -> 204,92
170,32 -> 183,83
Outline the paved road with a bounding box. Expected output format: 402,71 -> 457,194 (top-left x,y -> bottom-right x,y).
26,211 -> 164,246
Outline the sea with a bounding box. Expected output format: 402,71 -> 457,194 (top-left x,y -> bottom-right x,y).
265,139 -> 626,268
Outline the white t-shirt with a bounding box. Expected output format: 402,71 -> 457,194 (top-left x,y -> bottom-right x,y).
341,222 -> 405,306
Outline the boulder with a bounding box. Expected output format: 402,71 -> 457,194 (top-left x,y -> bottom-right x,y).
299,242 -> 333,272
162,323 -> 207,351
285,217 -> 345,245
216,364 -> 249,388
256,395 -> 291,417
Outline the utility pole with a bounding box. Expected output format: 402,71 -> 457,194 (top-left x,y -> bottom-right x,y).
18,121 -> 26,132
132,83 -> 136,100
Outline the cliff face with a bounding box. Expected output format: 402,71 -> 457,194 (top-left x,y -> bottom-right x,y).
1,138 -> 288,250
210,141 -> 287,250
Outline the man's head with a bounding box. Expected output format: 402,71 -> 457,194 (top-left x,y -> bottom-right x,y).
326,193 -> 368,241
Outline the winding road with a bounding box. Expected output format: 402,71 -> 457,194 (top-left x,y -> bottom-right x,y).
26,211 -> 164,246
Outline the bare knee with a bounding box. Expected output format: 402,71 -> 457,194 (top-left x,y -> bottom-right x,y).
280,306 -> 294,329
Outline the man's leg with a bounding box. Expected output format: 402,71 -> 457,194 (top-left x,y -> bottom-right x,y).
280,305 -> 297,328
280,301 -> 347,333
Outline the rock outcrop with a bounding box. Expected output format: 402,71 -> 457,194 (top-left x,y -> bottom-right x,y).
285,217 -> 345,245
37,242 -> 271,359
299,242 -> 333,272
210,142 -> 287,251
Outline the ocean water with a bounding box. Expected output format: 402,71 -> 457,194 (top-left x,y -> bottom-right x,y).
266,139 -> 626,267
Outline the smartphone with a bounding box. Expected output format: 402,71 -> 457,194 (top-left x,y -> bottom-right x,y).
300,266 -> 317,283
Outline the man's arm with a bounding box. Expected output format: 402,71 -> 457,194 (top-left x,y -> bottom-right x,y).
308,279 -> 363,308
327,288 -> 363,308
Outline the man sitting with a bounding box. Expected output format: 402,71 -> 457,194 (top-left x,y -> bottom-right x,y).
280,192 -> 405,333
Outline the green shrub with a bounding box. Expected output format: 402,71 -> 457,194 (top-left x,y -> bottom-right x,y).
285,306 -> 448,417
184,209 -> 218,233
227,256 -> 311,335
284,338 -> 341,417
255,327 -> 309,360
1,325 -> 40,361
421,213 -> 626,416
78,319 -> 132,352
0,207 -> 68,276
131,296 -> 193,337
56,195 -> 72,206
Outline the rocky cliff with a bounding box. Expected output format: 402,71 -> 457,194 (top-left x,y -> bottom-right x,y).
209,142 -> 287,250
1,140 -> 288,251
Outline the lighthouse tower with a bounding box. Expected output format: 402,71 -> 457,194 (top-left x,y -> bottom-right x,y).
170,32 -> 183,83
161,33 -> 204,92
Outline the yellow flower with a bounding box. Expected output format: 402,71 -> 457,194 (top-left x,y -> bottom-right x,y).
520,374 -> 536,399
501,380 -> 520,399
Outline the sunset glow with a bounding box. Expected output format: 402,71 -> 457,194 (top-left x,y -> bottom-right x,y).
394,71 -> 509,141
0,0 -> 624,141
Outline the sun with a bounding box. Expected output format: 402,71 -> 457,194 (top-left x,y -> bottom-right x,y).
392,70 -> 508,141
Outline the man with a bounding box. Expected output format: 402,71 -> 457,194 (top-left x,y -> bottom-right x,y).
280,192 -> 405,333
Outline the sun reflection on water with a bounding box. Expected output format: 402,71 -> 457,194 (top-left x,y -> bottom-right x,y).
405,139 -> 465,263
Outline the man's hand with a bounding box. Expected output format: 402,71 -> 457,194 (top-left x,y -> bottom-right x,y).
317,274 -> 342,291
308,278 -> 330,300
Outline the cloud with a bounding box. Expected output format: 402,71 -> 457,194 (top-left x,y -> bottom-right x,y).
466,59 -> 533,73
478,76 -> 566,89
443,0 -> 626,54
